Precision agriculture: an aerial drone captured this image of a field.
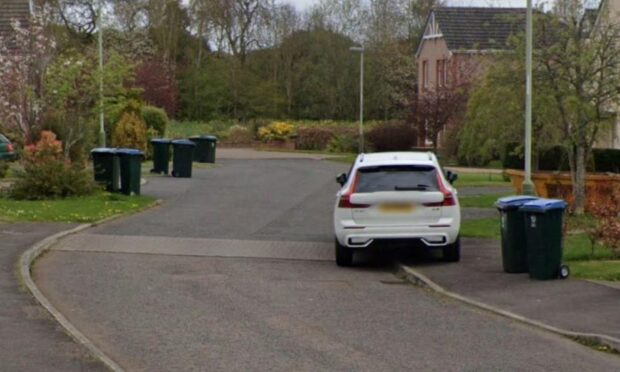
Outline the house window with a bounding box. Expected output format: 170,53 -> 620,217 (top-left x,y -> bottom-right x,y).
437,60 -> 444,87
422,60 -> 429,90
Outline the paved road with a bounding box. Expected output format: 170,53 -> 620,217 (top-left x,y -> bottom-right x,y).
0,223 -> 106,371
35,157 -> 620,371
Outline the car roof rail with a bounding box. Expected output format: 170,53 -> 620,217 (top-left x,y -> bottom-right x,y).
358,153 -> 364,163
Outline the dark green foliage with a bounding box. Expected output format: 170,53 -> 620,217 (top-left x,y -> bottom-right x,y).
538,146 -> 570,171
142,106 -> 169,136
502,143 -> 523,170
10,161 -> 97,200
326,131 -> 360,153
295,128 -> 334,150
593,149 -> 620,173
0,161 -> 8,179
366,121 -> 417,152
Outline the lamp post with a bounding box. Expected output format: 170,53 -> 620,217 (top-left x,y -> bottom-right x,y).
350,45 -> 364,153
97,0 -> 106,147
523,0 -> 535,195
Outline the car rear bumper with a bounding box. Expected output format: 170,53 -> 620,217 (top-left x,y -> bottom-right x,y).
0,153 -> 16,161
335,219 -> 460,248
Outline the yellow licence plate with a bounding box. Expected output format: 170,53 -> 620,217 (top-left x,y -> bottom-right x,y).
379,204 -> 414,213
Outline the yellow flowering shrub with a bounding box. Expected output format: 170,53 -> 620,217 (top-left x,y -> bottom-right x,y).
257,121 -> 295,142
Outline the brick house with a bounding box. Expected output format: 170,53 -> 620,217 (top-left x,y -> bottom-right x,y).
415,7 -> 526,147
416,5 -> 620,150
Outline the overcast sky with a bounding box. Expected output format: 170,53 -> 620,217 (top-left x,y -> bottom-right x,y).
280,1 -> 558,11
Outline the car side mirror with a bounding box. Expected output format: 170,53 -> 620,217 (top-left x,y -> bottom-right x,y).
336,173 -> 348,186
446,171 -> 458,184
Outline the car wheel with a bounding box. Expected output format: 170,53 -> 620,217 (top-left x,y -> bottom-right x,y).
442,238 -> 460,262
335,239 -> 354,267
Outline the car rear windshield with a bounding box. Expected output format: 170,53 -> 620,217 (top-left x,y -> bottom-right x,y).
355,165 -> 439,193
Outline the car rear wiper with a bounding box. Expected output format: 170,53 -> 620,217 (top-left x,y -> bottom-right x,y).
394,184 -> 430,191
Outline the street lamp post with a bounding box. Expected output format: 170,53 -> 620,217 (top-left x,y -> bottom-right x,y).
523,0 -> 535,195
350,45 -> 364,153
97,0 -> 106,148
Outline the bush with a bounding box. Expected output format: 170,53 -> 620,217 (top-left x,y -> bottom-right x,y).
112,112 -> 148,152
257,121 -> 295,142
587,185 -> 620,255
0,160 -> 8,179
538,146 -> 570,171
9,131 -> 96,200
142,106 -> 169,137
366,121 -> 417,152
226,125 -> 254,145
326,130 -> 360,153
593,149 -> 620,173
296,127 -> 334,150
502,142 -> 524,170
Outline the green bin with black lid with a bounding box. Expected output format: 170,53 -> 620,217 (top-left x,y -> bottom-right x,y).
171,140 -> 195,178
189,135 -> 217,163
519,199 -> 569,280
150,138 -> 171,175
91,148 -> 120,192
495,195 -> 538,273
116,148 -> 143,196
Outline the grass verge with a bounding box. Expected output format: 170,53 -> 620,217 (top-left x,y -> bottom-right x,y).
453,172 -> 510,187
0,193 -> 156,223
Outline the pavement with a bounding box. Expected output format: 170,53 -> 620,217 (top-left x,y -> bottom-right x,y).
26,152 -> 620,370
402,238 -> 620,343
0,222 -> 107,371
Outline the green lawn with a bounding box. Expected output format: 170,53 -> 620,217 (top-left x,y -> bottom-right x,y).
0,193 -> 156,223
459,194 -> 509,209
452,172 -> 510,187
460,217 -> 501,239
569,261 -> 620,281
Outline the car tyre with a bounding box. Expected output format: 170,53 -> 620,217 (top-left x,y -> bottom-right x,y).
335,239 -> 354,267
442,238 -> 460,262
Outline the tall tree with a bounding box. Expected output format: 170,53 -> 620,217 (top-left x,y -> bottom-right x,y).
537,3 -> 620,214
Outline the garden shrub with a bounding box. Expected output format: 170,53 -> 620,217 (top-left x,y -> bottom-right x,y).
586,185 -> 620,256
226,125 -> 254,145
593,149 -> 620,173
502,142 -> 524,170
366,121 -> 417,152
112,112 -> 148,152
142,105 -> 169,137
296,127 -> 334,150
9,131 -> 96,200
326,130 -> 360,153
257,121 -> 295,142
0,160 -> 8,179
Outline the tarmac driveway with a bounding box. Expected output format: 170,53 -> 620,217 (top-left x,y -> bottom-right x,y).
34,154 -> 620,371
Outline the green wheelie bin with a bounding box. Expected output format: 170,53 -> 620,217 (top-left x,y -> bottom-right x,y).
171,140 -> 195,178
520,199 -> 570,280
189,135 -> 217,163
150,138 -> 171,175
91,148 -> 120,192
116,148 -> 143,196
495,196 -> 538,273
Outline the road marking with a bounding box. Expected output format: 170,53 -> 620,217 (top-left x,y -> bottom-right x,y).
53,233 -> 334,261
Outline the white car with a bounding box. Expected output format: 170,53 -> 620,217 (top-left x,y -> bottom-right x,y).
333,152 -> 461,266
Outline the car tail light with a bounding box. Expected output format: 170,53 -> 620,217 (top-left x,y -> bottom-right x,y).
338,172 -> 370,209
7,143 -> 14,153
425,173 -> 456,207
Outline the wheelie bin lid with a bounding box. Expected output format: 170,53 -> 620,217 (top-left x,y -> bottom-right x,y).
519,198 -> 567,213
115,148 -> 144,156
495,195 -> 539,210
202,135 -> 217,141
91,147 -> 116,154
150,138 -> 171,144
172,139 -> 196,146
